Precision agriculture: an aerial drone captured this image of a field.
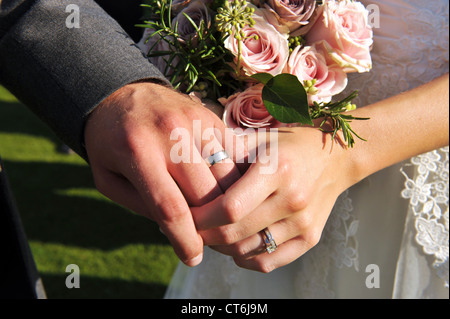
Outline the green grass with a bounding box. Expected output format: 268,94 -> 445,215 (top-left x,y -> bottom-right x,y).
0,86 -> 179,298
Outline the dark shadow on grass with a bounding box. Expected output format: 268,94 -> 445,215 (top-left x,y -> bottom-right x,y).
41,273 -> 167,299
2,160 -> 170,250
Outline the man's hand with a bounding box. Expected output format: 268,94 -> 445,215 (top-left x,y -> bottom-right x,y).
84,82 -> 240,266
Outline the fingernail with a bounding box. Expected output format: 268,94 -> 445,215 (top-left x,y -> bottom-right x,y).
186,253 -> 203,267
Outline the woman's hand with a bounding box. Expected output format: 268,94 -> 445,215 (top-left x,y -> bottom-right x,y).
192,126 -> 358,273
193,73 -> 448,273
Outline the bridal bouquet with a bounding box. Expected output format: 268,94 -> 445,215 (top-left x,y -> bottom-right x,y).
138,0 -> 373,146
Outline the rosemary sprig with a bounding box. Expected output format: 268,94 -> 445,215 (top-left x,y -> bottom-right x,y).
138,0 -> 236,99
311,91 -> 370,148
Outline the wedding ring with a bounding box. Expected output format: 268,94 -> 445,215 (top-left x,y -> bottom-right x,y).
205,150 -> 229,167
262,228 -> 277,254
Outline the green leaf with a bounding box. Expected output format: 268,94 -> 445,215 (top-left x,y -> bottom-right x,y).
261,74 -> 312,125
251,73 -> 273,85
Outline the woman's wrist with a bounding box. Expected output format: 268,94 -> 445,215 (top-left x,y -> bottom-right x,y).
331,73 -> 449,185
308,118 -> 366,189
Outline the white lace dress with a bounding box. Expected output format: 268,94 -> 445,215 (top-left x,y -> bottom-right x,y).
164,0 -> 449,299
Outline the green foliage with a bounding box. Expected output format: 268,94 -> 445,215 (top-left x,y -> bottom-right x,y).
140,0 -> 368,147
138,0 -> 236,99
254,73 -> 312,125
311,91 -> 370,148
252,74 -> 367,147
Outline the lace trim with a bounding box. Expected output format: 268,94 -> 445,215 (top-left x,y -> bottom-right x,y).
401,147 -> 449,288
327,190 -> 360,271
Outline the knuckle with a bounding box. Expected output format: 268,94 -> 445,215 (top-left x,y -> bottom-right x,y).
217,226 -> 241,245
118,114 -> 185,158
232,242 -> 253,258
115,126 -> 148,159
293,212 -> 314,233
233,257 -> 246,269
275,156 -> 292,177
302,228 -> 322,249
285,191 -> 308,212
259,263 -> 276,274
156,197 -> 188,224
250,260 -> 275,273
221,196 -> 244,224
234,258 -> 275,274
154,112 -> 186,133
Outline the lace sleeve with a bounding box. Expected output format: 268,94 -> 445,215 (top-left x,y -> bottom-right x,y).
399,147 -> 449,290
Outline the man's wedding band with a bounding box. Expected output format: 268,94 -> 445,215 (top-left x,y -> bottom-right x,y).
262,228 -> 277,254
205,150 -> 229,167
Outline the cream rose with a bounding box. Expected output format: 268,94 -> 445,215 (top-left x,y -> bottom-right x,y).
305,0 -> 373,73
286,41 -> 348,103
220,84 -> 284,129
224,9 -> 289,76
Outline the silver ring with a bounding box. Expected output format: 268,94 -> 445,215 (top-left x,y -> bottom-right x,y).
205,150 -> 229,167
262,228 -> 277,254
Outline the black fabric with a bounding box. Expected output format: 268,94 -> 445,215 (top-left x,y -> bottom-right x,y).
94,0 -> 145,42
0,157 -> 41,299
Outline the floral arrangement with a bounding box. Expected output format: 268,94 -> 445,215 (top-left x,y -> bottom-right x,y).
137,0 -> 374,146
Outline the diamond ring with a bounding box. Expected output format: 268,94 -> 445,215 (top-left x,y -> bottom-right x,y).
262,228 -> 277,254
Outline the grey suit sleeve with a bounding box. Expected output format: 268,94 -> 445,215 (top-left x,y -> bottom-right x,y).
0,0 -> 169,160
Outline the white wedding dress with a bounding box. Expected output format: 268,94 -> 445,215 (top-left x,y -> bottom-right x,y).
163,0 -> 449,299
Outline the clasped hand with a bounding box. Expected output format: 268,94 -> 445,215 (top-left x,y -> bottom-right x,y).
84,82 -> 358,272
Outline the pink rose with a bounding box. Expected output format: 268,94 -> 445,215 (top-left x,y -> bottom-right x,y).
220,84 -> 284,129
305,0 -> 373,73
286,41 -> 348,103
224,8 -> 289,76
264,0 -> 316,33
